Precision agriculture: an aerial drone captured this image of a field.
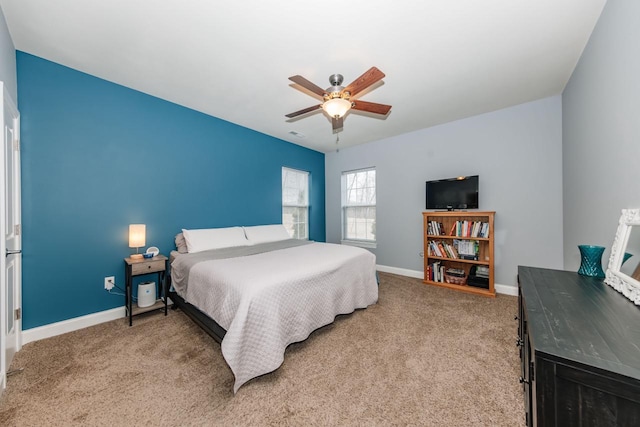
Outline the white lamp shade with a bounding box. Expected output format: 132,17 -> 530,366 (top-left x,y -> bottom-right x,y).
129,224 -> 146,248
322,98 -> 351,118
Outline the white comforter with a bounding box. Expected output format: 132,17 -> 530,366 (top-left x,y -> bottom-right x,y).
173,241 -> 378,392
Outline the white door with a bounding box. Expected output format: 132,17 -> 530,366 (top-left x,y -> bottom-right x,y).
0,83 -> 21,391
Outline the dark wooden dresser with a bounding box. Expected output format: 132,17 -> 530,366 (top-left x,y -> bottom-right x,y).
518,266 -> 640,426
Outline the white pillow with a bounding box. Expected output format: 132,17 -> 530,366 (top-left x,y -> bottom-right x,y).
181,227 -> 249,253
243,224 -> 292,245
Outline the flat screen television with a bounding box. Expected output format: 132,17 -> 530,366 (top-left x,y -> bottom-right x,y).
426,175 -> 479,210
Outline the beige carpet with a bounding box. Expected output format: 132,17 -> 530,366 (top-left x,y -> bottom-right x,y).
0,272 -> 525,426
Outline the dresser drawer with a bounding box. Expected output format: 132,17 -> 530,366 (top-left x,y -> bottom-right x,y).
131,259 -> 165,275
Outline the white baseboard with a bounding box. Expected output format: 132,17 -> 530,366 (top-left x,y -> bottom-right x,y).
376,264 -> 424,279
22,306 -> 126,345
376,264 -> 517,296
494,283 -> 518,296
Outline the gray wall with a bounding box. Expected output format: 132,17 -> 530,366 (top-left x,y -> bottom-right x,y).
562,0 -> 640,271
0,6 -> 16,101
326,96 -> 564,287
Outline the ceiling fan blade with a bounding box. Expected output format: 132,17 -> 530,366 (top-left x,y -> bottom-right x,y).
285,105 -> 322,118
343,67 -> 386,97
332,116 -> 344,132
351,100 -> 392,115
289,75 -> 327,97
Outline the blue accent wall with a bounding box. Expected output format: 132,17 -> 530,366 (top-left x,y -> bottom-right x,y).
17,52 -> 325,330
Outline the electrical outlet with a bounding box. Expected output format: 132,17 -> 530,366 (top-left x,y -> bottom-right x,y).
104,276 -> 115,290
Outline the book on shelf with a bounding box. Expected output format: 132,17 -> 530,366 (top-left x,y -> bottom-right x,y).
430,240 -> 460,259
446,241 -> 459,258
446,243 -> 458,259
429,261 -> 441,282
437,241 -> 445,257
428,261 -> 448,283
429,241 -> 442,257
428,220 -> 446,236
454,239 -> 479,260
449,220 -> 490,238
481,222 -> 490,238
472,221 -> 480,237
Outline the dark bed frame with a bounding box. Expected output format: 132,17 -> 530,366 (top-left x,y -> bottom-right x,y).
167,276 -> 226,343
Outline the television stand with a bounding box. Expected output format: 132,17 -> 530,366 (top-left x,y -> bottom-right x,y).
423,211 -> 495,297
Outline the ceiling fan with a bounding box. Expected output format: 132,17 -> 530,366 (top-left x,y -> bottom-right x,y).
286,66 -> 392,133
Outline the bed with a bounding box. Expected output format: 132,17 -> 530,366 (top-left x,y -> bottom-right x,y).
168,225 -> 378,393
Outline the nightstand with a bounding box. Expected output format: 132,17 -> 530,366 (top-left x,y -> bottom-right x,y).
124,254 -> 168,326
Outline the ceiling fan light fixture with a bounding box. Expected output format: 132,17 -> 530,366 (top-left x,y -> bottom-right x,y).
286,67 -> 390,132
322,97 -> 351,118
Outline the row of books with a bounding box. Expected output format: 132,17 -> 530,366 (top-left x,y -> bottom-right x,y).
451,220 -> 490,238
428,239 -> 479,260
427,219 -> 490,238
427,221 -> 446,236
426,261 -> 447,282
426,262 -> 467,283
428,240 -> 458,259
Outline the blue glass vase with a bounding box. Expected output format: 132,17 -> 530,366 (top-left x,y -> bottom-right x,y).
577,245 -> 606,278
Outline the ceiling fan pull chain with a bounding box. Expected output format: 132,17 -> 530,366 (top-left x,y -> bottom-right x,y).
336,133 -> 340,152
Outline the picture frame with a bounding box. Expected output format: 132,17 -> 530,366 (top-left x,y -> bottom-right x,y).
605,208 -> 640,305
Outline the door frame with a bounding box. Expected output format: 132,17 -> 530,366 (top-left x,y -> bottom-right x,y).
1,82 -> 22,391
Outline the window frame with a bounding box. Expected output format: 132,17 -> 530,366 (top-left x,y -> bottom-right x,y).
341,167 -> 377,248
282,167 -> 309,240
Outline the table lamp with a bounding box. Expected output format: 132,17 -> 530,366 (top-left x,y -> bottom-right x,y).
129,224 -> 146,259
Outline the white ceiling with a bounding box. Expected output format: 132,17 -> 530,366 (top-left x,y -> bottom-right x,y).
1,0 -> 606,153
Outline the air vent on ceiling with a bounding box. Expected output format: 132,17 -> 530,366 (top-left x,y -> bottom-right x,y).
288,131 -> 306,138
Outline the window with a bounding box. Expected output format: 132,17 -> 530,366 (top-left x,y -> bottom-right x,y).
282,167 -> 309,239
342,167 -> 376,246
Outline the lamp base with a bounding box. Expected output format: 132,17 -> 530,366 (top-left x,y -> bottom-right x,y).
130,253 -> 144,260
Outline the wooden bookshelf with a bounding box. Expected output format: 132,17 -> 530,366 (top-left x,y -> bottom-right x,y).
423,211 -> 495,297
